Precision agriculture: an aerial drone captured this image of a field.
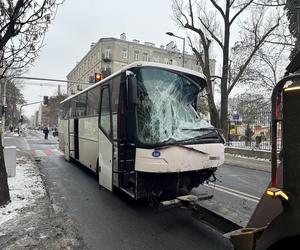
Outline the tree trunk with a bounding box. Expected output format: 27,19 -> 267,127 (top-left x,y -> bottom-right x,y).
202,44 -> 221,129
220,7 -> 230,140
0,132 -> 10,206
220,91 -> 229,141
206,78 -> 220,128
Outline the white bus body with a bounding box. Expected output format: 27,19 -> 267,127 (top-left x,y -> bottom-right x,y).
59,62 -> 224,200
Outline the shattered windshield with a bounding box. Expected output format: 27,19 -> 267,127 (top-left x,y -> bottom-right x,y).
135,67 -> 215,145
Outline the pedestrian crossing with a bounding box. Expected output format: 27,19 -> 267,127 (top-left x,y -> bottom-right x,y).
31,149 -> 63,157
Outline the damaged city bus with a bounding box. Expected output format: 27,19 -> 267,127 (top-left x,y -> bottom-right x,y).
59,62 -> 225,200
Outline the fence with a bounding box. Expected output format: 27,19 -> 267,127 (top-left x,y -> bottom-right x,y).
227,111 -> 273,151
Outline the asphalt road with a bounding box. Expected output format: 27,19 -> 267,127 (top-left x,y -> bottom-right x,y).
5,130 -> 270,250
193,161 -> 270,227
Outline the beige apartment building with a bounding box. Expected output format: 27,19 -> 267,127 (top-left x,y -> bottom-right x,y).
38,104 -> 50,126
67,33 -> 215,95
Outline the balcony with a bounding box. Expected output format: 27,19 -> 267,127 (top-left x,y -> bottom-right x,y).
102,53 -> 112,62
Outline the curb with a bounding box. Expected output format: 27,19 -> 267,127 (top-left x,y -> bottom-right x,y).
224,153 -> 271,172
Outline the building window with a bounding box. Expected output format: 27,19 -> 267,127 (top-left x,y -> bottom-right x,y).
153,56 -> 160,63
143,52 -> 149,61
121,48 -> 128,59
104,62 -> 112,71
105,48 -> 112,59
134,51 -> 139,61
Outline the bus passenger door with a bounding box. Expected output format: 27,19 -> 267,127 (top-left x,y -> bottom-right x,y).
64,119 -> 70,161
74,118 -> 79,160
98,86 -> 113,191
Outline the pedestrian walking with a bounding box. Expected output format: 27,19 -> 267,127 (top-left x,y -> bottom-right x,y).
43,125 -> 49,139
53,127 -> 58,137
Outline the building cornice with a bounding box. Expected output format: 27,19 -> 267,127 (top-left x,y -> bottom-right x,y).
66,37 -> 200,78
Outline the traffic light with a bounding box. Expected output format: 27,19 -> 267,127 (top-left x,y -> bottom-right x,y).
95,73 -> 102,82
43,96 -> 49,105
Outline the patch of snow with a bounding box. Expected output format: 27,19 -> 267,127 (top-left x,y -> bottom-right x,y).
0,156 -> 45,226
225,141 -> 272,152
225,153 -> 270,162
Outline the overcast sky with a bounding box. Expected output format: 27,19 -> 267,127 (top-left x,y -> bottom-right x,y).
22,0 -> 191,117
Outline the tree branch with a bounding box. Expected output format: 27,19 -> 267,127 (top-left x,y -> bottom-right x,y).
188,0 -> 194,26
229,0 -> 254,26
198,17 -> 224,49
209,0 -> 225,19
227,20 -> 280,95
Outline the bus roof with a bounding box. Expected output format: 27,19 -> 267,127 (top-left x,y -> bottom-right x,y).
61,61 -> 207,104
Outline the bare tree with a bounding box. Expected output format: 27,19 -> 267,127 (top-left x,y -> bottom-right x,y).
5,79 -> 26,127
229,93 -> 271,114
0,0 -> 63,206
232,43 -> 289,93
0,0 -> 63,77
172,0 -> 285,136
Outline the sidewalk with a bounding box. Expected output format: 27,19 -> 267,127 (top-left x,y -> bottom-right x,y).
224,153 -> 271,172
0,149 -> 85,249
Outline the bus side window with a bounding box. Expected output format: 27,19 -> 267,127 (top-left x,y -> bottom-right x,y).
71,97 -> 77,118
76,92 -> 87,117
66,100 -> 72,119
99,87 -> 112,137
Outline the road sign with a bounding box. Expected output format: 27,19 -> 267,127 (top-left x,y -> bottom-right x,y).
232,114 -> 240,120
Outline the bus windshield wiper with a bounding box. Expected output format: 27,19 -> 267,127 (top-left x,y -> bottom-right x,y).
177,130 -> 223,144
154,142 -> 209,155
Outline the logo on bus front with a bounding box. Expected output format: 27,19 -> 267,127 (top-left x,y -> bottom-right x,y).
152,151 -> 161,157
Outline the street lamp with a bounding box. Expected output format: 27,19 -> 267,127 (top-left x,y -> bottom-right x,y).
166,32 -> 185,67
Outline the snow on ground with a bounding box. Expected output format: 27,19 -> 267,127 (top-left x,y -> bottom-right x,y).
226,141 -> 271,152
4,132 -> 20,137
225,153 -> 271,162
0,156 -> 45,226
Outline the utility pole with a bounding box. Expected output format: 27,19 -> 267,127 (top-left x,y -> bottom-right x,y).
166,32 -> 186,67
18,101 -> 42,134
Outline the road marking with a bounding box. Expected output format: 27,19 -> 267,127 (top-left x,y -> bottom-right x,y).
24,137 -> 31,150
43,149 -> 53,156
52,149 -> 64,156
213,183 -> 261,200
33,150 -> 47,157
31,149 -> 63,157
204,183 -> 260,203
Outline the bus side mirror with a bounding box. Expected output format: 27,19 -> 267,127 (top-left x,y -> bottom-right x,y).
127,71 -> 137,105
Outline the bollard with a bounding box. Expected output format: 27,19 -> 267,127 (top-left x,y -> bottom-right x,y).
4,146 -> 16,177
